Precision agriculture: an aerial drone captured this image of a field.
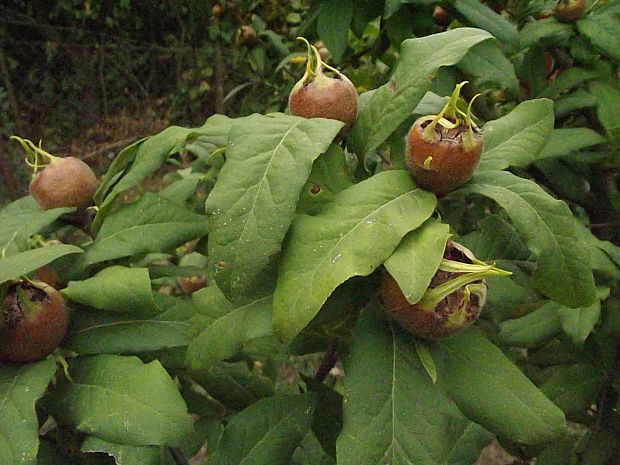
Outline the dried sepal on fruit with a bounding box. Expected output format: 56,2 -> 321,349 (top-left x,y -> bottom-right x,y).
288,37 -> 358,137
405,81 -> 483,196
381,241 -> 510,339
11,136 -> 98,210
0,279 -> 68,363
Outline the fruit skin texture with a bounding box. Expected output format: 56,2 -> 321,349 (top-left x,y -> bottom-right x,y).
380,242 -> 484,339
29,157 -> 98,210
405,118 -> 483,196
0,280 -> 68,363
554,0 -> 586,22
289,72 -> 358,136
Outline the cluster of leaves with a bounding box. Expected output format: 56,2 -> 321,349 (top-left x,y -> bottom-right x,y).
1,4 -> 620,465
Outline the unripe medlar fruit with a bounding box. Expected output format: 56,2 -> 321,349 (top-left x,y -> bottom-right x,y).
381,241 -> 509,339
0,280 -> 68,363
289,37 -> 358,137
405,82 -> 483,196
12,136 -> 98,210
554,0 -> 586,22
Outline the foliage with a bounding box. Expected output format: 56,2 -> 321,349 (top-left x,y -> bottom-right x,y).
1,0 -> 620,464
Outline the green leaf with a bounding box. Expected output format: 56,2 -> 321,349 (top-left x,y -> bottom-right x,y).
47,355 -> 192,447
577,13 -> 620,60
292,434 -> 336,465
160,173 -> 204,203
478,99 -> 554,171
554,89 -> 596,117
536,128 -> 606,160
317,0 -> 353,62
0,244 -> 83,284
68,309 -> 198,355
297,144 -> 354,216
459,171 -> 596,308
81,437 -> 164,465
520,18 -> 573,49
62,266 -> 156,314
0,357 -> 56,465
209,394 -> 314,465
436,330 -> 566,444
206,113 -> 342,303
458,40 -> 519,92
459,215 -> 531,262
82,193 -> 207,267
348,28 -> 492,156
415,341 -> 438,383
186,295 -> 275,371
537,67 -> 599,98
383,219 -> 451,304
590,81 -> 620,143
453,0 -> 520,51
336,307 -> 488,465
539,364 -> 606,419
273,170 -> 436,343
556,298 -> 602,345
499,302 -> 562,347
93,126 -> 196,233
0,199 -> 74,256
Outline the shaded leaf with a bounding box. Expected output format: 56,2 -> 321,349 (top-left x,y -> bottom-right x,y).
81,437 -> 163,465
453,0 -> 520,52
209,394 -> 314,465
83,193 -> 207,267
0,244 -> 83,284
577,13 -> 620,61
459,171 -> 596,308
317,0 -> 353,62
520,18 -> 573,49
499,302 -> 562,347
590,81 -> 620,143
47,355 -> 192,447
273,170 -> 436,343
0,357 -> 56,465
436,330 -> 566,444
536,128 -> 606,160
458,40 -> 519,92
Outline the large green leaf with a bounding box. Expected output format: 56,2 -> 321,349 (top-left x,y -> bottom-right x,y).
336,307 -> 491,465
273,170 -> 436,343
81,437 -> 163,465
556,297 -> 602,345
209,394 -> 314,465
554,89 -> 596,117
206,113 -> 342,303
186,295 -> 275,371
499,302 -> 562,348
478,99 -> 554,171
0,357 -> 56,465
459,171 -> 596,308
82,193 -> 207,266
577,13 -> 620,61
458,40 -> 519,92
0,198 -> 74,256
93,126 -> 196,233
317,0 -> 353,62
383,219 -> 451,304
435,330 -> 566,444
62,266 -> 156,314
0,244 -> 83,284
453,0 -> 519,51
68,309 -> 198,355
47,355 -> 192,447
348,28 -> 491,156
590,81 -> 620,143
536,128 -> 606,160
536,68 -> 599,98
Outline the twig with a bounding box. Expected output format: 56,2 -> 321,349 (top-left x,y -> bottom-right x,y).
314,340 -> 338,383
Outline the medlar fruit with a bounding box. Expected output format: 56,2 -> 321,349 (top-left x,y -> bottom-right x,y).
0,280 -> 68,363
